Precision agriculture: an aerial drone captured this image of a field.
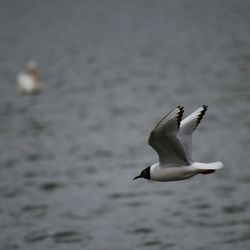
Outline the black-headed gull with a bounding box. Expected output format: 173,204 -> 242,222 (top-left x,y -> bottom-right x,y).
133,105 -> 223,182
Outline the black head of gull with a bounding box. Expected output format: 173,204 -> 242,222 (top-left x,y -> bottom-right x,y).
133,166 -> 151,180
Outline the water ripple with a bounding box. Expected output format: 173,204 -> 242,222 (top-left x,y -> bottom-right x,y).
51,230 -> 83,243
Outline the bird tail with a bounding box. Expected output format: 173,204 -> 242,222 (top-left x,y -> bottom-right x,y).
192,161 -> 223,174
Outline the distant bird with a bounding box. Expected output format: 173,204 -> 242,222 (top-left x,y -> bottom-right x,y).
17,61 -> 42,95
133,105 -> 223,182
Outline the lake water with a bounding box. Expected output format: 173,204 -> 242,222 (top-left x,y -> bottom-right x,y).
0,0 -> 250,249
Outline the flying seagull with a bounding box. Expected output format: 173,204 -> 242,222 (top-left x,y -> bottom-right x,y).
133,105 -> 223,182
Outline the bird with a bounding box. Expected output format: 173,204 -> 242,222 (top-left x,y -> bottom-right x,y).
133,105 -> 223,182
17,60 -> 42,95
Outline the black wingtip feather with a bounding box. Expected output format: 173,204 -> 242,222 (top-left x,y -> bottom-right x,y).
177,106 -> 184,129
196,105 -> 208,128
155,106 -> 184,129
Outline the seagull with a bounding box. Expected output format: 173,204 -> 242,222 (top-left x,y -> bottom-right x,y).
133,105 -> 223,182
17,61 -> 42,95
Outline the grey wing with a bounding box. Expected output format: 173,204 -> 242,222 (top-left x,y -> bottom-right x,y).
178,105 -> 208,160
148,106 -> 190,166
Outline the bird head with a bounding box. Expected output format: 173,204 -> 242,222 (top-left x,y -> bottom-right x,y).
133,166 -> 151,180
27,60 -> 39,80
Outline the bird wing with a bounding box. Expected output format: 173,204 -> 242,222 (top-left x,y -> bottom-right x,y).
148,106 -> 190,166
178,105 -> 208,160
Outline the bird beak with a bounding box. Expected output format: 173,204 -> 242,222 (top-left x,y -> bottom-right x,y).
133,175 -> 141,180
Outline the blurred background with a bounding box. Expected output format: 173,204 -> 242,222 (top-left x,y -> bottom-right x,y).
0,0 -> 250,249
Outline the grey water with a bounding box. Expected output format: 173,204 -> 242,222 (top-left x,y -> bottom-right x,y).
0,0 -> 250,249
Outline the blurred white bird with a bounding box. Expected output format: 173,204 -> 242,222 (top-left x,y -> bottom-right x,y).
17,61 -> 42,95
133,105 -> 223,182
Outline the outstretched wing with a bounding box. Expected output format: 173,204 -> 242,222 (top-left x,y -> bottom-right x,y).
148,106 -> 190,166
178,105 -> 208,160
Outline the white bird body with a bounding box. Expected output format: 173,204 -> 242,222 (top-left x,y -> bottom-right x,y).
17,74 -> 40,94
17,61 -> 41,95
150,161 -> 223,182
150,163 -> 198,182
133,105 -> 223,182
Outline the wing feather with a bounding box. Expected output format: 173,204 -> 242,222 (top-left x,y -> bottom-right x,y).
148,106 -> 190,166
178,105 -> 208,159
